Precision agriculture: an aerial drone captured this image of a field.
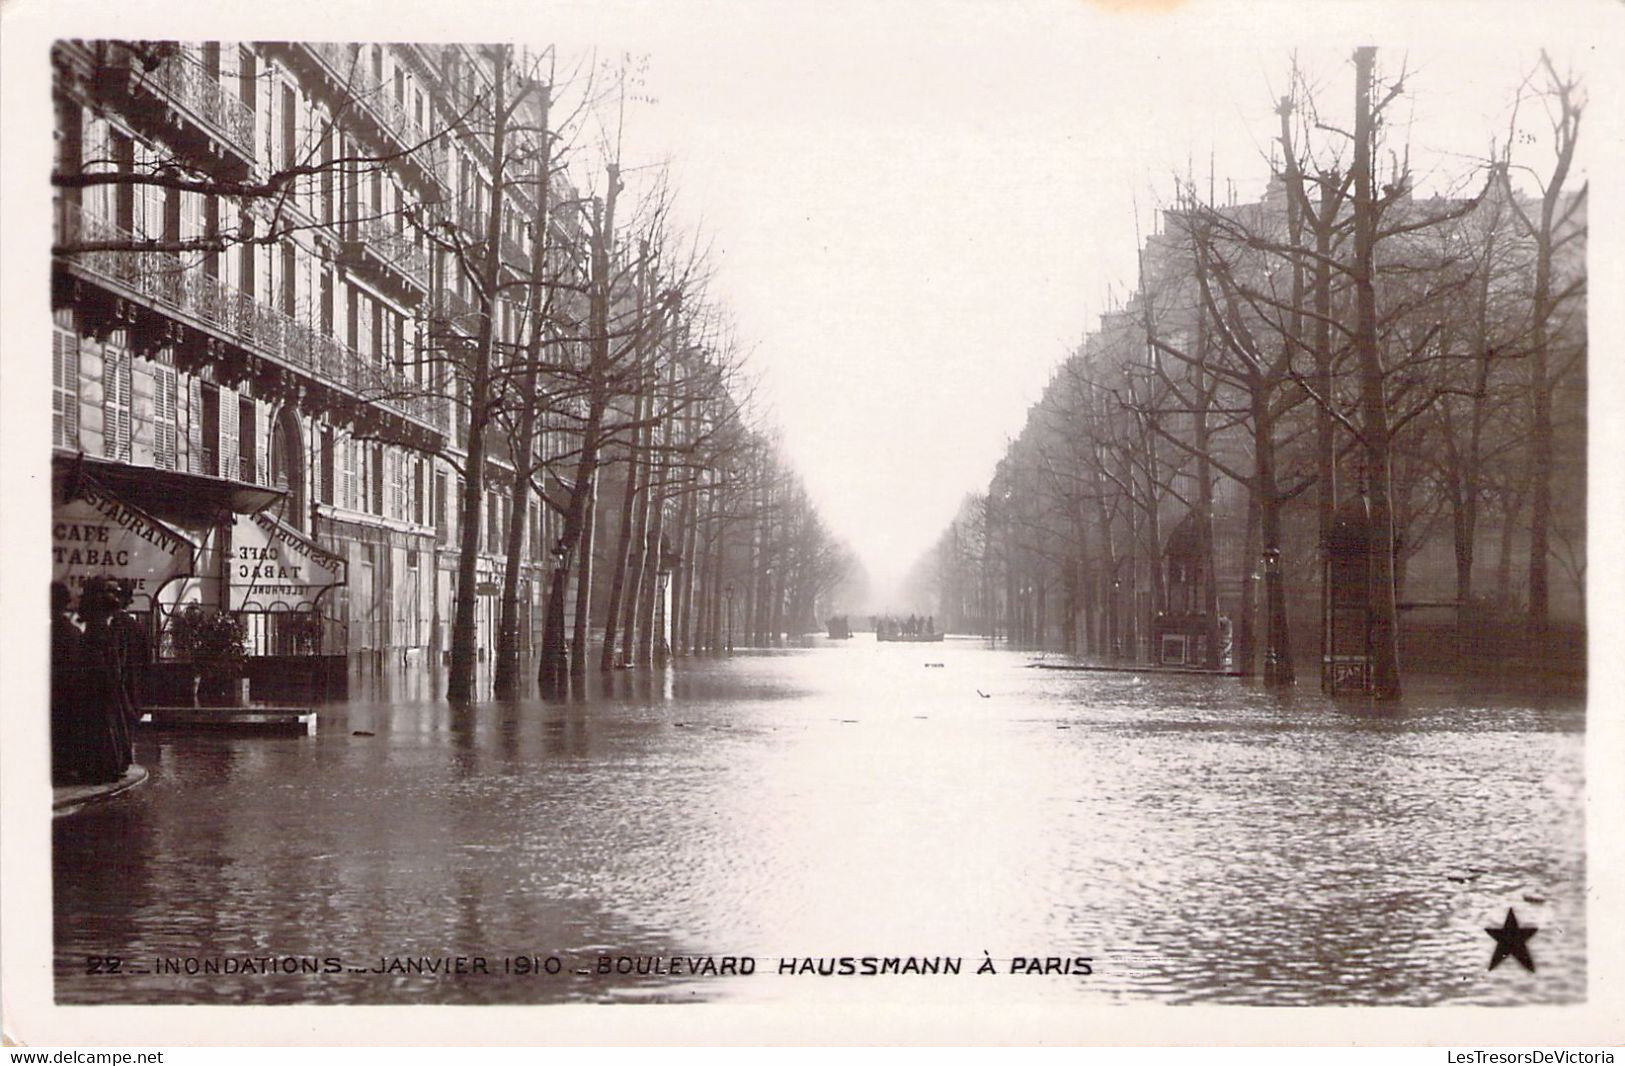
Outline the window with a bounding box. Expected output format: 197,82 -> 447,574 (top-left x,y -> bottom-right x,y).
281,84 -> 296,172
238,396 -> 257,483
319,130 -> 333,225
163,188 -> 181,243
413,459 -> 425,525
204,196 -> 221,279
238,47 -> 256,111
280,242 -> 297,316
200,383 -> 220,475
435,472 -> 448,545
152,363 -> 179,471
239,216 -> 256,298
371,444 -> 384,515
320,269 -> 333,336
52,323 -> 80,450
102,343 -> 132,462
319,427 -> 335,504
112,133 -> 134,232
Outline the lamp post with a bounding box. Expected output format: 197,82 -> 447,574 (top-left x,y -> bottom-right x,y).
541,539 -> 569,698
762,566 -> 774,647
724,581 -> 735,654
1261,546 -> 1293,685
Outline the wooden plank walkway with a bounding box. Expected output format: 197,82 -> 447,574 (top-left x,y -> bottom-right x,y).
1027,662 -> 1245,678
140,707 -> 318,735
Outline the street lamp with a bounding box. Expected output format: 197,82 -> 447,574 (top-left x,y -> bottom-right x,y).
1261,546 -> 1293,686
540,539 -> 569,697
724,581 -> 735,654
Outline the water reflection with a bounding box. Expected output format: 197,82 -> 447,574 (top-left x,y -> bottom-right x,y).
55,640 -> 1583,1005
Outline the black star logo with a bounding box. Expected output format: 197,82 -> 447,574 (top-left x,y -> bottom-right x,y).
1486,907 -> 1538,973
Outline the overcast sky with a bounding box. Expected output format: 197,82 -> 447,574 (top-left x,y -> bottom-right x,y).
514,1 -> 1605,604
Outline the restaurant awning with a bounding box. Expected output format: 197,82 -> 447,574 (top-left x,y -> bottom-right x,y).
52,472 -> 198,612
61,454 -> 286,519
229,509 -> 347,612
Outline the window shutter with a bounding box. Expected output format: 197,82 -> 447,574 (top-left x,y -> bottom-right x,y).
153,364 -> 178,470
102,345 -> 132,461
187,377 -> 204,472
52,327 -> 80,449
219,385 -> 239,481
255,414 -> 269,485
342,438 -> 357,510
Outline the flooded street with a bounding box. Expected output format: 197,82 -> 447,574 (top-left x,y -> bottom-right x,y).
55,638 -> 1585,1007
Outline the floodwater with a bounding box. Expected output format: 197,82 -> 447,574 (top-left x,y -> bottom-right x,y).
54,638 -> 1585,1006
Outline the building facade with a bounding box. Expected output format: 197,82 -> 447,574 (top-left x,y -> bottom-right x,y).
51,41 -> 560,689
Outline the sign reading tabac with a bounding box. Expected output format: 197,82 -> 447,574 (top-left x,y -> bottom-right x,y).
229,511 -> 347,610
52,480 -> 195,609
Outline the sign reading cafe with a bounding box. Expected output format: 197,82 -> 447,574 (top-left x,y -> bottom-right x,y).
229,512 -> 347,611
52,480 -> 195,610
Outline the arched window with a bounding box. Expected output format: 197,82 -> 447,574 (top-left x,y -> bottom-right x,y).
269,407 -> 306,531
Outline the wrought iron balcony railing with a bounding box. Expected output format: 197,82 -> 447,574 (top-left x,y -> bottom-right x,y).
56,201 -> 448,435
349,216 -> 433,291
107,46 -> 255,163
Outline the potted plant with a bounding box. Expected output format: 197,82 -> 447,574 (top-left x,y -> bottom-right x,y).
171,605 -> 249,706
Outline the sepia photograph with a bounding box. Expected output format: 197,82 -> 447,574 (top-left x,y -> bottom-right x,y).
3,0 -> 1621,1048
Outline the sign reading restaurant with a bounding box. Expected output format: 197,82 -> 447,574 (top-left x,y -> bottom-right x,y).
229,511 -> 346,611
52,479 -> 195,610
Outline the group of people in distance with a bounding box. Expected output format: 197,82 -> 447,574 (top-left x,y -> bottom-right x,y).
873,614 -> 936,639
51,576 -> 146,786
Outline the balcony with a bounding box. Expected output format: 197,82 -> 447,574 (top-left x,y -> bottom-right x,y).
100,45 -> 255,175
294,44 -> 446,194
431,286 -> 483,337
56,202 -> 447,438
342,217 -> 432,293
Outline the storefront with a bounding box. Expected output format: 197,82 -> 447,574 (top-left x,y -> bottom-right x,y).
52,454 -> 348,701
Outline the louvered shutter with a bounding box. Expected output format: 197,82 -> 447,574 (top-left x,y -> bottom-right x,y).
102,346 -> 131,462
52,327 -> 80,449
219,385 -> 239,482
342,438 -> 356,510
255,408 -> 269,485
152,365 -> 177,470
187,377 -> 204,472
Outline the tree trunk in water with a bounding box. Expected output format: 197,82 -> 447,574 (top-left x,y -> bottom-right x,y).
1353,46 -> 1402,699
494,82 -> 551,700
447,48 -> 510,704
538,165 -> 621,696
599,441 -> 641,671
570,486 -> 596,686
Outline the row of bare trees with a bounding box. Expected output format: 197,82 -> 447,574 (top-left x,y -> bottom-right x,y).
907,48 -> 1585,698
51,41 -> 854,703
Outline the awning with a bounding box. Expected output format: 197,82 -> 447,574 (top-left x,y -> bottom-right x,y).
52,474 -> 198,611
229,510 -> 347,611
62,454 -> 286,519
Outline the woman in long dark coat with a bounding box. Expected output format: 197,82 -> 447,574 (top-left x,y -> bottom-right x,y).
70,577 -> 135,784
50,581 -> 84,786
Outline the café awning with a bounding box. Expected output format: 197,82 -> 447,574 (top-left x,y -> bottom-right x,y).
52,473 -> 197,611
229,510 -> 347,612
68,455 -> 286,517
